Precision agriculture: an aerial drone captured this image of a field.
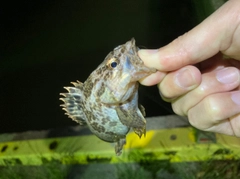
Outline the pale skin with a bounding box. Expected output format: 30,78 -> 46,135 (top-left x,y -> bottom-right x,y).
138,0 -> 240,137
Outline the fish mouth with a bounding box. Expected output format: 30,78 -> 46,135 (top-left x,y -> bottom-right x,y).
131,66 -> 156,81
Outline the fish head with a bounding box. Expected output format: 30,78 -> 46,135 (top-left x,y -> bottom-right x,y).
90,38 -> 156,104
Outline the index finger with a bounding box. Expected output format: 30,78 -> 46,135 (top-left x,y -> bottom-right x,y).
138,0 -> 240,71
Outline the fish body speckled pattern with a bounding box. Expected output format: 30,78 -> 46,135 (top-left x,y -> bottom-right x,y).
60,38 -> 156,155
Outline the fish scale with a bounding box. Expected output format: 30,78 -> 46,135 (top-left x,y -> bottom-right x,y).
60,38 -> 156,155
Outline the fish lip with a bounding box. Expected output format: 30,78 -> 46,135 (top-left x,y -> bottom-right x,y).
130,67 -> 156,81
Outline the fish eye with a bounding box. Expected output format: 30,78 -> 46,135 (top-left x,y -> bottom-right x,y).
107,58 -> 118,69
111,61 -> 118,68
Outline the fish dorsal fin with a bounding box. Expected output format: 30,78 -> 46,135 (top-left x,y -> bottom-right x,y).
60,81 -> 87,125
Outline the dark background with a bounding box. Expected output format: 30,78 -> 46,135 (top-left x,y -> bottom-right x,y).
1,0 -> 198,133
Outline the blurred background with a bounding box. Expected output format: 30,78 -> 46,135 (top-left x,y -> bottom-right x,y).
0,0 -> 222,133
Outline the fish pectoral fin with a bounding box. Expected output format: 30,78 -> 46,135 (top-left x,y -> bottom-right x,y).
116,107 -> 146,138
115,138 -> 126,156
139,104 -> 146,117
133,126 -> 146,139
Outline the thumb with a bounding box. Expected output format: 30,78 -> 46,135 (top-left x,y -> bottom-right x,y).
138,0 -> 240,71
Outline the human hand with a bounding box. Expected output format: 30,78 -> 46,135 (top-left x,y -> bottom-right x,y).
138,0 -> 240,136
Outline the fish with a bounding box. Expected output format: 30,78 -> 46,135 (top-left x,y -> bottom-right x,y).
60,38 -> 156,155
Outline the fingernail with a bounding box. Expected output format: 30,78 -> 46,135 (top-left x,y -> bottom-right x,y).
216,68 -> 239,84
175,68 -> 196,89
138,49 -> 159,56
231,92 -> 240,105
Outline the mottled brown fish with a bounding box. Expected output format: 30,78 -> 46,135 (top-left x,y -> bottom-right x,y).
60,38 -> 156,155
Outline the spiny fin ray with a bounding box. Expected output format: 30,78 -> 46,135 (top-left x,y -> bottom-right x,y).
60,83 -> 86,125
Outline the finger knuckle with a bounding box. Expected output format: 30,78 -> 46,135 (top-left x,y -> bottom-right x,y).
159,85 -> 168,97
231,114 -> 240,137
204,96 -> 223,122
188,108 -> 200,128
171,102 -> 186,116
187,96 -> 223,130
